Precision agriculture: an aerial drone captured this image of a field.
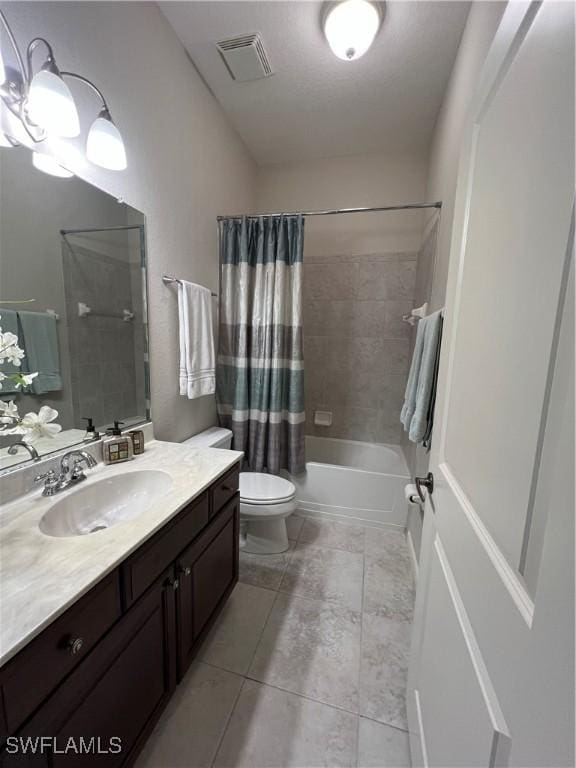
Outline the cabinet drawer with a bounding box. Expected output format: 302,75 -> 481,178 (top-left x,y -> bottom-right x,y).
0,572 -> 121,737
122,492 -> 209,606
210,464 -> 240,518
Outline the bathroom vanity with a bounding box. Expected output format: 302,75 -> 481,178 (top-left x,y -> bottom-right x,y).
0,441 -> 242,767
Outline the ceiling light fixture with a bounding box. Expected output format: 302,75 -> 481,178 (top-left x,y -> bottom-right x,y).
323,0 -> 382,61
0,9 -> 127,172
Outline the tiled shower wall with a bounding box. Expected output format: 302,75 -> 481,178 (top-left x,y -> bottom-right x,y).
303,252 -> 417,444
63,244 -> 145,430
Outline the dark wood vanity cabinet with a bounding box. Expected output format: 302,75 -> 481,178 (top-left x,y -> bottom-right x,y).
0,464 -> 240,768
176,494 -> 239,677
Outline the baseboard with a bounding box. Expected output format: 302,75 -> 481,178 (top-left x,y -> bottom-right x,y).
296,503 -> 406,532
407,528 -> 419,581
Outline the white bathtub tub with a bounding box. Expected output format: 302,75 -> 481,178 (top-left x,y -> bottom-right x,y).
289,436 -> 410,529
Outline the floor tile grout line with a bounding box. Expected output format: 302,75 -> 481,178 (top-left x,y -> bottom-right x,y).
209,675 -> 249,768
233,669 -> 410,736
356,531 -> 367,768
358,713 -> 410,735
243,588 -> 284,678
241,675 -> 362,719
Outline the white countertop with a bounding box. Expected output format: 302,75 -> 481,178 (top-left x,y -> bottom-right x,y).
0,440 -> 243,668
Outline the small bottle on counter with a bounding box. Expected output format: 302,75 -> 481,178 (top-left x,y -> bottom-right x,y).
102,421 -> 134,464
129,429 -> 145,455
82,416 -> 100,443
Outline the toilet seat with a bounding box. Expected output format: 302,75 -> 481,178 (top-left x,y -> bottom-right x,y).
239,472 -> 295,505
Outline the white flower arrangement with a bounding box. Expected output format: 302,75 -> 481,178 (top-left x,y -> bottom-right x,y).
0,316 -> 62,443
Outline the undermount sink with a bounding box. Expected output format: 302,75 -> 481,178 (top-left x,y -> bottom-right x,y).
39,470 -> 173,538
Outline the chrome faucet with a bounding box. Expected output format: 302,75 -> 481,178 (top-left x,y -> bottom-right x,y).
35,450 -> 97,497
7,441 -> 40,462
59,450 -> 97,480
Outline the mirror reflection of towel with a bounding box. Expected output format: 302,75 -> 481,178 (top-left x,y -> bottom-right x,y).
17,311 -> 62,394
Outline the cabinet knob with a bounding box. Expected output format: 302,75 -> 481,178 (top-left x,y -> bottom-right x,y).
164,576 -> 180,590
179,566 -> 191,577
68,637 -> 84,655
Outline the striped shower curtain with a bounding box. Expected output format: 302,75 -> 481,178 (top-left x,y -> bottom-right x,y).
216,214 -> 306,475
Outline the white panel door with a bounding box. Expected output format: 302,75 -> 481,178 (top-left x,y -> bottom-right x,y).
407,3 -> 574,766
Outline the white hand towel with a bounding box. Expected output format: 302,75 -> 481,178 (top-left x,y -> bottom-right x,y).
178,280 -> 215,399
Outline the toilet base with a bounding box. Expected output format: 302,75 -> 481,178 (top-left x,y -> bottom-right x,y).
240,517 -> 290,554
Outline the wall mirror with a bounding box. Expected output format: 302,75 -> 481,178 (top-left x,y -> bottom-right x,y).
0,146 -> 149,471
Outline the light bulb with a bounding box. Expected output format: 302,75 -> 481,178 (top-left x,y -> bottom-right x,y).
324,0 -> 381,61
86,109 -> 127,170
32,151 -> 74,178
26,66 -> 80,138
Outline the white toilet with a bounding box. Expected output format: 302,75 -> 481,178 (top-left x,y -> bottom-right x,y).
182,427 -> 296,554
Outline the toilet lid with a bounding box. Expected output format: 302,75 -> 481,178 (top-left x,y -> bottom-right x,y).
240,472 -> 295,505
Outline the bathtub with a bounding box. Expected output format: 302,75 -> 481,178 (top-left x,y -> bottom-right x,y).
289,436 -> 410,529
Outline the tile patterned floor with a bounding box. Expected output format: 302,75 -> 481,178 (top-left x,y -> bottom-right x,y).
136,516 -> 415,768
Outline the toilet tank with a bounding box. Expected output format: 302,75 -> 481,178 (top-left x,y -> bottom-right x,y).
182,427 -> 233,449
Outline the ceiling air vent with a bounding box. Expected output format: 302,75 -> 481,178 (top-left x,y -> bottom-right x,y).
215,33 -> 273,82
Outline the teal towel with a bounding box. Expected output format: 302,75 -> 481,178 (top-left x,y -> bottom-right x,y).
407,310 -> 443,443
400,310 -> 443,444
421,314 -> 443,449
17,310 -> 62,394
0,309 -> 22,394
400,317 -> 425,431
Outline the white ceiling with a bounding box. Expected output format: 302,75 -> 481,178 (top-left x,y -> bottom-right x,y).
160,1 -> 470,165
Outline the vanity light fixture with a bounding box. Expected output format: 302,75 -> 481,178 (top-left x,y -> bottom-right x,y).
26,52 -> 81,138
0,9 -> 127,173
323,0 -> 382,61
86,106 -> 127,171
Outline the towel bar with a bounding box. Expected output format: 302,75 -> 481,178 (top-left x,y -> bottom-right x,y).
162,275 -> 218,298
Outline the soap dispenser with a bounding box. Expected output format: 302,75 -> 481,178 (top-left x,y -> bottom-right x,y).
102,421 -> 134,464
82,417 -> 100,443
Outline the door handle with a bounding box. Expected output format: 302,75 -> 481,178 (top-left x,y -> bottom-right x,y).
415,472 -> 434,502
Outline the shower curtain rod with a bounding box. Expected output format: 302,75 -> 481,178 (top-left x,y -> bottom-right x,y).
60,225 -> 144,235
217,201 -> 441,221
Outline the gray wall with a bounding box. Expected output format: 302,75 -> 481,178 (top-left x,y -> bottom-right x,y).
304,251 -> 417,444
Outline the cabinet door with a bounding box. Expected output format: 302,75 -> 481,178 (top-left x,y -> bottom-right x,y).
176,494 -> 239,678
7,572 -> 177,768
